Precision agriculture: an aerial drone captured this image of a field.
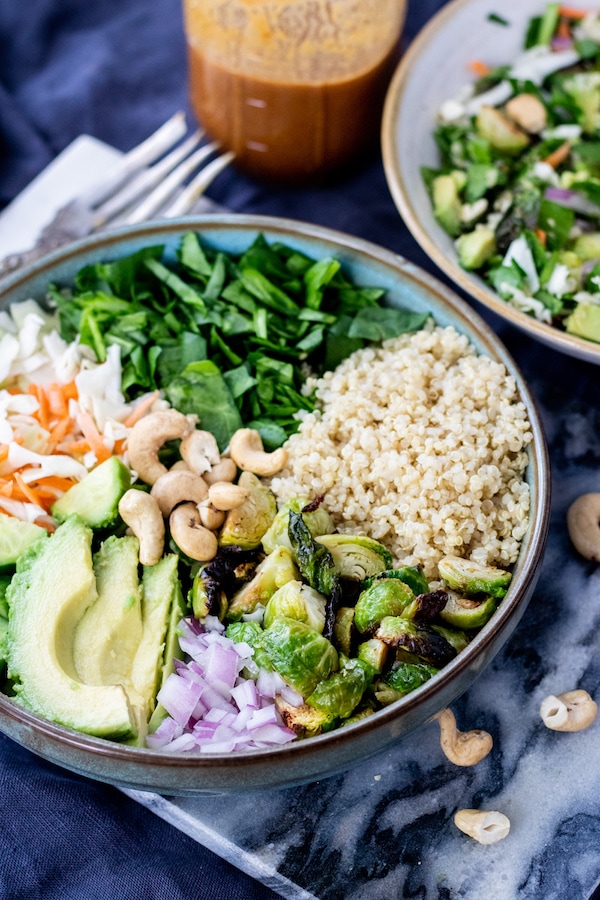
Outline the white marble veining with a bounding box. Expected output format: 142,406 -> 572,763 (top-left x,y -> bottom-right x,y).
126,328 -> 600,900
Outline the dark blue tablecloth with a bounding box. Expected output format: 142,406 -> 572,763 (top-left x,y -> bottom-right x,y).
0,1 -> 462,898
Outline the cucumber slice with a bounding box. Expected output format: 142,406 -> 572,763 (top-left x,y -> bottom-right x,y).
51,456 -> 131,528
0,515 -> 47,572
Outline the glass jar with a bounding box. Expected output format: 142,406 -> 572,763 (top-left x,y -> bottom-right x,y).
183,0 -> 407,183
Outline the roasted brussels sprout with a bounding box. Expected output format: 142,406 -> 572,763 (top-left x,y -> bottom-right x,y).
263,580 -> 327,633
274,698 -> 329,738
402,589 -> 450,623
356,637 -> 389,674
375,616 -> 457,667
306,658 -> 373,721
368,565 -> 429,596
190,546 -> 261,620
261,498 -> 335,554
227,546 -> 299,620
431,623 -> 469,654
438,556 -> 512,599
384,660 -> 438,695
219,471 -> 277,550
314,533 -> 392,580
353,578 -> 415,634
260,617 -> 338,696
288,510 -> 338,596
332,607 -> 356,656
440,591 -> 497,629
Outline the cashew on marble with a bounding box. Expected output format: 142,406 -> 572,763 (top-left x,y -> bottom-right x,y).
567,493 -> 600,562
436,708 -> 493,766
540,689 -> 598,732
454,809 -> 511,844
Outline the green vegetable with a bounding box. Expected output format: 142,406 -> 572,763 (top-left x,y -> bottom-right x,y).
438,556 -> 512,599
227,546 -> 299,619
260,617 -> 338,696
353,577 -> 415,634
51,456 -> 131,528
263,580 -> 327,633
52,232 -> 422,448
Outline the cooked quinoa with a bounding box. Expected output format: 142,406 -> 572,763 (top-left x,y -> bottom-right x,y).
270,324 -> 532,580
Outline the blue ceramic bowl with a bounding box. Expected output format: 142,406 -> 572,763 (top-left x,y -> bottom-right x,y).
0,215 -> 550,793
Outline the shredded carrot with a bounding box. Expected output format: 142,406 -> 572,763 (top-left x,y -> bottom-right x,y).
76,412 -> 112,463
535,228 -> 547,247
62,439 -> 92,455
123,390 -> 160,428
47,383 -> 70,419
48,416 -> 75,444
34,518 -> 56,533
469,60 -> 491,77
543,140 -> 572,169
13,472 -> 43,508
0,481 -> 13,497
31,475 -> 78,494
558,6 -> 588,18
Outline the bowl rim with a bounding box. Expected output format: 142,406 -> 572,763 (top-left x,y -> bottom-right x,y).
0,213 -> 551,775
381,0 -> 600,366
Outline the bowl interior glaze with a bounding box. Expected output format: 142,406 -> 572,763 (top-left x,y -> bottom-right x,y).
0,215 -> 550,794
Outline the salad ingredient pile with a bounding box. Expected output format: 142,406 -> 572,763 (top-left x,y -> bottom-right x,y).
425,4 -> 600,343
0,231 -> 527,753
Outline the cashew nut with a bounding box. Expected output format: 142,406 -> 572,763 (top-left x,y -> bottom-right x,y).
198,498 -> 226,531
150,469 -> 208,517
203,457 -> 238,486
540,689 -> 598,732
436,708 -> 493,766
567,493 -> 600,561
505,93 -> 547,134
169,501 -> 218,561
208,481 -> 250,511
179,429 -> 221,476
454,809 -> 511,844
127,410 -> 194,485
118,489 -> 165,566
229,428 -> 288,476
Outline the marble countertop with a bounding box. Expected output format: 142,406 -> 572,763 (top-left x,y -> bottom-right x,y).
124,319 -> 600,900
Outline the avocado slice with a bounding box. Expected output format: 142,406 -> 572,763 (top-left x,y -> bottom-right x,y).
456,227 -> 497,270
132,554 -> 182,721
6,516 -> 137,740
565,302 -> 600,343
145,557 -> 186,735
73,534 -> 143,686
0,515 -> 47,573
572,232 -> 600,261
51,456 -> 131,528
432,174 -> 463,237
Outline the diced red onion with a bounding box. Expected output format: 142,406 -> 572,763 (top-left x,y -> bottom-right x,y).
145,618 -> 297,754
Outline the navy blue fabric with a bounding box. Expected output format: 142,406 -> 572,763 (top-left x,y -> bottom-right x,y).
0,1 -> 446,898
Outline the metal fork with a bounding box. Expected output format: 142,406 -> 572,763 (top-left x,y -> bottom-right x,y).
0,111 -> 234,278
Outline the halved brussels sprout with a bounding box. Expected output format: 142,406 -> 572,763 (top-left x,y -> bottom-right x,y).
191,567 -> 228,620
275,698 -> 329,738
439,591 -> 497,629
375,616 -> 457,667
431,623 -> 469,654
306,658 -> 373,721
354,578 -> 415,634
263,579 -> 327,633
357,637 -> 389,675
260,617 -> 338,697
313,533 -> 392,581
261,498 -> 335,554
438,556 -> 512,599
332,606 -> 356,656
402,589 -> 449,623
190,546 -> 262,619
227,546 -> 299,620
219,471 -> 277,550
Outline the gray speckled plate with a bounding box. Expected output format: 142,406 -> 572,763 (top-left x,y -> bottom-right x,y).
382,0 -> 600,365
0,214 -> 550,794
